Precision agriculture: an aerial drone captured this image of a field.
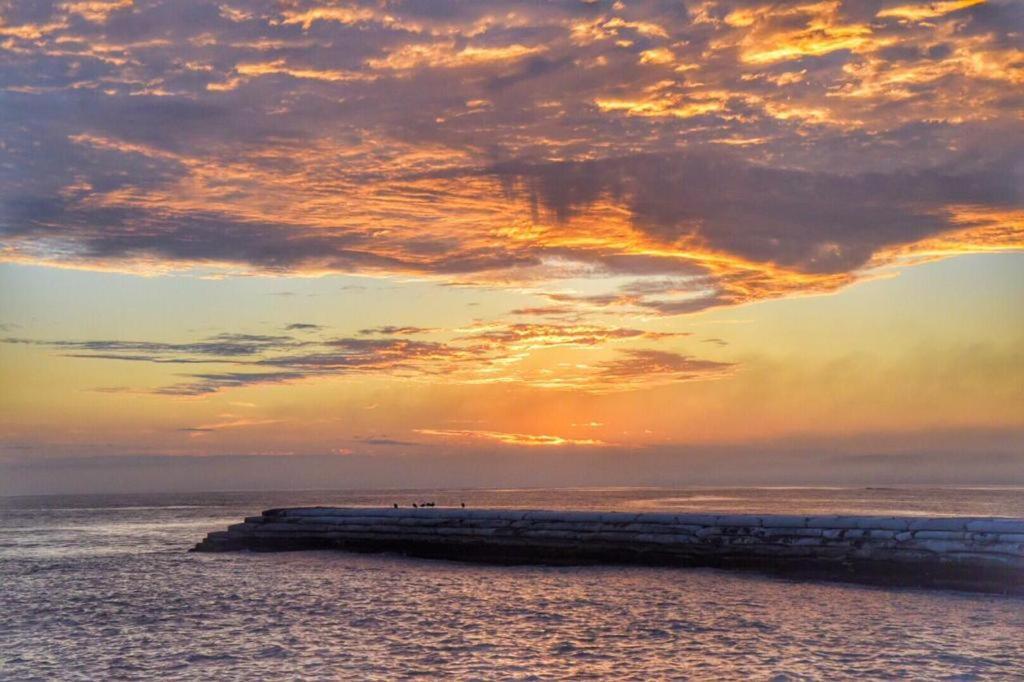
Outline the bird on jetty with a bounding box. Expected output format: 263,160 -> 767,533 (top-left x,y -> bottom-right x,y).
412,503 -> 418,508
393,503 -> 398,509
460,502 -> 465,508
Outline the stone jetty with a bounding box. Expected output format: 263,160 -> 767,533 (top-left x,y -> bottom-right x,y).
193,507 -> 1024,594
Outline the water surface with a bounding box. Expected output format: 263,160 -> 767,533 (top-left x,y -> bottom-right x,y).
2,487 -> 1022,679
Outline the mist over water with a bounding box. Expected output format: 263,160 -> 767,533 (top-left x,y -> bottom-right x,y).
2,487 -> 1023,679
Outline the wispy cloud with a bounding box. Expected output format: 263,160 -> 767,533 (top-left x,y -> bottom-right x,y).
510,305 -> 580,317
596,350 -> 735,386
414,429 -> 608,447
353,436 -> 421,447
4,320 -> 734,395
154,371 -> 309,396
2,333 -> 301,361
180,417 -> 282,437
458,322 -> 668,349
358,326 -> 436,336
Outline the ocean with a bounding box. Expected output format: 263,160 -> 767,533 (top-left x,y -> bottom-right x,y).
2,487 -> 1023,680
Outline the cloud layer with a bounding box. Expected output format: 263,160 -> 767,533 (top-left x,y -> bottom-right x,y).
1,0 -> 1022,313
3,320 -> 733,395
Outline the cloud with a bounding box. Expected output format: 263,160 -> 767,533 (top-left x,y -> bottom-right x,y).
2,330 -> 469,395
414,428 -> 608,447
595,349 -> 735,386
354,437 -> 421,447
366,42 -> 547,71
4,319 -> 734,395
179,417 -> 282,436
154,371 -> 309,396
459,322 -> 655,349
509,305 -> 579,317
2,333 -> 299,360
0,0 -> 1020,314
491,149 -> 1022,312
877,0 -> 986,21
492,150 -> 1021,275
358,325 -> 436,336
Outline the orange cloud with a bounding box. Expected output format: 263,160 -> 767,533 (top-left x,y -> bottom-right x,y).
723,1 -> 885,64
2,0 -> 1021,325
235,60 -> 371,82
877,0 -> 986,21
60,0 -> 132,23
414,429 -> 608,447
280,6 -> 378,29
366,42 -> 545,70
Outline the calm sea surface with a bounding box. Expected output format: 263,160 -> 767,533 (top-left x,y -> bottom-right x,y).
2,487 -> 1023,680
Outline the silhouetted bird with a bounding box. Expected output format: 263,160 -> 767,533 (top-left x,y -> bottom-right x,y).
460,502 -> 465,508
412,503 -> 418,508
393,503 -> 398,509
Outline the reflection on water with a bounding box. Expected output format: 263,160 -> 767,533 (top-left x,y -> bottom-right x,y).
1,487 -> 1023,679
622,486 -> 1024,517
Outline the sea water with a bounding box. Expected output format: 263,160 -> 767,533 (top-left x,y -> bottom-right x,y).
2,487 -> 1023,679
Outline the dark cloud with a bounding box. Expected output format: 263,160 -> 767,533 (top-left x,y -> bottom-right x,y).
2,329 -> 481,395
492,150 -> 1023,275
154,371 -> 308,396
2,333 -> 298,359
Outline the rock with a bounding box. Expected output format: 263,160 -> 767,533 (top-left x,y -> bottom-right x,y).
192,507 -> 1024,594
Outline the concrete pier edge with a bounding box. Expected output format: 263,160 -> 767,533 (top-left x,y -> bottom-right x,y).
193,507 -> 1024,594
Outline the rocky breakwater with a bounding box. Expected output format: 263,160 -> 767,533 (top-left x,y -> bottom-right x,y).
193,508 -> 1024,594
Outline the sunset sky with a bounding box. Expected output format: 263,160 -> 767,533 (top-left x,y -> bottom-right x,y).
1,0 -> 1022,493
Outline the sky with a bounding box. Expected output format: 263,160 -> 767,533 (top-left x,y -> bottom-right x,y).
1,0 -> 1022,494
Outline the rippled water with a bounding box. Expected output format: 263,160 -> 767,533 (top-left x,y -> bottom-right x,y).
2,487 -> 1023,679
